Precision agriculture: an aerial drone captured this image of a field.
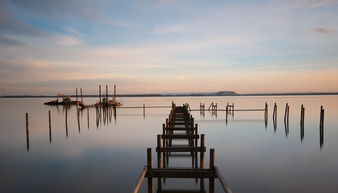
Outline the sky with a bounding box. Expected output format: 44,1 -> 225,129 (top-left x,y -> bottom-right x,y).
0,0 -> 338,95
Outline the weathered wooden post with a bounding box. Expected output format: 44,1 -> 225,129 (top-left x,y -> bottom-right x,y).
147,148 -> 153,193
200,134 -> 205,169
77,109 -> 80,133
320,106 -> 324,148
157,135 -> 162,168
65,108 -> 68,138
99,85 -> 102,104
87,108 -> 89,129
106,85 -> 108,100
48,110 -> 52,143
209,148 -> 215,193
300,105 -> 305,141
80,88 -> 83,103
76,88 -> 78,101
25,113 -> 29,151
273,103 -> 277,121
113,84 -> 116,101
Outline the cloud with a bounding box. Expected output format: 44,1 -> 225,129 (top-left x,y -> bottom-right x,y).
0,34 -> 25,46
154,25 -> 188,33
55,35 -> 84,46
312,27 -> 335,34
283,0 -> 338,9
0,2 -> 45,36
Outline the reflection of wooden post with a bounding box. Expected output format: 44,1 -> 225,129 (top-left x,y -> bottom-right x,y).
147,148 -> 153,193
49,110 -> 52,144
26,113 -> 29,151
77,109 -> 80,133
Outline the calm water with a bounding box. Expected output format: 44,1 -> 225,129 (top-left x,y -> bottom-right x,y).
1,96 -> 338,193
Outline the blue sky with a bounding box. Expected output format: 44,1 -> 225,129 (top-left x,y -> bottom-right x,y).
0,0 -> 338,95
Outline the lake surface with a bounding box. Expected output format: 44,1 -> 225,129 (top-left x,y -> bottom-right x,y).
1,96 -> 338,193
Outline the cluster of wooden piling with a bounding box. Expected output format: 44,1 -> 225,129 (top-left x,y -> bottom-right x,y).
133,104 -> 232,193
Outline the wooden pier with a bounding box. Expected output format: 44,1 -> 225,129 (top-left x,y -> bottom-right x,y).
133,104 -> 232,193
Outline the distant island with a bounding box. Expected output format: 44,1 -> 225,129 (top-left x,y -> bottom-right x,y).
1,91 -> 338,98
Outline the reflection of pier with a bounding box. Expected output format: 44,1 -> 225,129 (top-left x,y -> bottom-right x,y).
133,104 -> 232,193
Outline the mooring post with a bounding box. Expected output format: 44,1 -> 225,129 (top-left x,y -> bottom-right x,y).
147,148 -> 153,193
80,88 -> 83,103
200,134 -> 205,169
157,135 -> 162,168
273,103 -> 277,120
99,85 -> 102,104
113,84 -> 116,101
87,108 -> 89,129
209,148 -> 215,193
76,88 -> 78,101
106,85 -> 108,100
48,110 -> 51,143
320,106 -> 324,148
65,109 -> 68,138
25,113 -> 29,151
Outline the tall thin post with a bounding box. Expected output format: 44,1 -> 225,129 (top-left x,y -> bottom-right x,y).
106,85 -> 108,100
114,84 -> 116,101
209,148 -> 215,193
49,110 -> 52,143
147,148 -> 153,193
80,88 -> 83,103
65,108 -> 68,138
76,88 -> 78,101
87,108 -> 89,129
99,85 -> 102,104
25,113 -> 29,151
143,104 -> 145,118
200,134 -> 205,169
300,105 -> 305,141
320,106 -> 324,148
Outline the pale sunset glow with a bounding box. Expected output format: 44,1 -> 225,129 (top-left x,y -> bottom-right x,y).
1,0 -> 338,95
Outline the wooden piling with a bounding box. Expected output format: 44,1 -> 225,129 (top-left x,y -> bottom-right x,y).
99,85 -> 102,103
143,104 -> 146,118
209,148 -> 215,193
106,85 -> 108,99
25,113 -> 29,151
80,88 -> 83,103
200,134 -> 205,169
113,84 -> 116,101
65,109 -> 68,138
157,135 -> 162,168
76,88 -> 78,101
147,148 -> 153,193
300,105 -> 305,141
87,108 -> 89,129
320,106 -> 324,148
48,110 -> 51,143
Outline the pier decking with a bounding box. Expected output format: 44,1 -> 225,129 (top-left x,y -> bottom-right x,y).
133,104 -> 232,193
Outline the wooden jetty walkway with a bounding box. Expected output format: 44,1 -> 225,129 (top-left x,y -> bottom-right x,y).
133,104 -> 232,193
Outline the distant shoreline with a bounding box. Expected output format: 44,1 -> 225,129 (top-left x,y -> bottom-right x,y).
1,92 -> 338,98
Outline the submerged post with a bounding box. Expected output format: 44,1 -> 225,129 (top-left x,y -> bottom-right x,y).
300,105 -> 305,141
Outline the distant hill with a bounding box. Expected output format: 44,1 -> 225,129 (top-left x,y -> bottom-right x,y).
215,91 -> 238,96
